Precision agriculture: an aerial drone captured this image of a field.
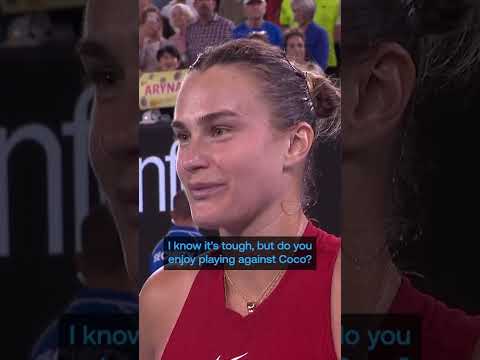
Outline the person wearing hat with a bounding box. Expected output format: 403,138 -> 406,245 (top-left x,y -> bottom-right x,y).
233,0 -> 284,47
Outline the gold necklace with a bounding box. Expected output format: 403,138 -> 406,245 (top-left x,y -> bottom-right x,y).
224,217 -> 307,314
224,269 -> 285,313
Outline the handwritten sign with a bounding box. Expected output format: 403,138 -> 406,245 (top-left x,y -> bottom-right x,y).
139,70 -> 187,110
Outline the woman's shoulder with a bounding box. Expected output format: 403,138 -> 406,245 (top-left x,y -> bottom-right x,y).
140,268 -> 200,357
307,221 -> 341,252
391,276 -> 480,359
391,276 -> 480,327
392,277 -> 479,320
140,266 -> 199,307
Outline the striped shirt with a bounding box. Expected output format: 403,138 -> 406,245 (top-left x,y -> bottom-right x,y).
186,14 -> 234,65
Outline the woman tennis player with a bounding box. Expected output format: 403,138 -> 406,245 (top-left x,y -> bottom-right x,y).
140,39 -> 341,359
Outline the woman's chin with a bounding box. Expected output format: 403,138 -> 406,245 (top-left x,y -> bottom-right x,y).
192,215 -> 222,231
190,197 -> 230,230
191,208 -> 224,231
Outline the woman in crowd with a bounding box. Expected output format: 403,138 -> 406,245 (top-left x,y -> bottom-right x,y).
140,39 -> 341,359
167,3 -> 196,64
161,0 -> 198,20
285,28 -> 323,73
290,0 -> 329,69
140,6 -> 168,72
342,0 -> 480,358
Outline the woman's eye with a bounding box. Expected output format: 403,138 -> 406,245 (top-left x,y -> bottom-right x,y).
89,67 -> 118,87
83,65 -> 124,102
82,63 -> 123,99
173,132 -> 189,142
212,127 -> 229,137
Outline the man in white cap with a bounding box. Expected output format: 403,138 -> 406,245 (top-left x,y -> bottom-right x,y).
233,0 -> 284,47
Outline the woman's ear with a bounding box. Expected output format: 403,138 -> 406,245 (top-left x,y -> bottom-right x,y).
284,122 -> 315,169
343,42 -> 416,154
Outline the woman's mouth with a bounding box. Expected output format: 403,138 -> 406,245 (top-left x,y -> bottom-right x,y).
189,183 -> 226,200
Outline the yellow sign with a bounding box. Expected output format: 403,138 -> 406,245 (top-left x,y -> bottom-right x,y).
139,70 -> 188,110
1,0 -> 85,13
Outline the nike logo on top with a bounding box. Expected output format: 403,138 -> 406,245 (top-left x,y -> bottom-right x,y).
215,352 -> 248,360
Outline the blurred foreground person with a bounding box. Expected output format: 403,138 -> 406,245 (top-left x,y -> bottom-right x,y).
30,205 -> 137,360
342,1 -> 480,358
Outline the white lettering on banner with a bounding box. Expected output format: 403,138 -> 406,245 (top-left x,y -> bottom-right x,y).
0,125 -> 63,255
139,156 -> 166,213
0,87 -> 95,257
138,141 -> 181,213
166,141 -> 180,211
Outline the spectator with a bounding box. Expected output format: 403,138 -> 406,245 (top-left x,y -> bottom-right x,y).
280,0 -> 339,68
218,0 -> 245,24
139,6 -> 164,46
168,3 -> 196,64
233,0 -> 283,47
156,44 -> 182,71
140,6 -> 168,71
284,28 -> 322,73
186,0 -> 234,65
161,0 -> 198,20
150,191 -> 204,275
291,0 -> 328,69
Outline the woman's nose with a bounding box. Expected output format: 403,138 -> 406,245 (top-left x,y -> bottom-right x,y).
178,141 -> 210,173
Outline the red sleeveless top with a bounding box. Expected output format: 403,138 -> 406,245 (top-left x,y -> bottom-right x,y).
390,277 -> 480,360
159,222 -> 340,360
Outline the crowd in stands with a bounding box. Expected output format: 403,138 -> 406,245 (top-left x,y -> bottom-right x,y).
139,0 -> 341,74
0,10 -> 80,47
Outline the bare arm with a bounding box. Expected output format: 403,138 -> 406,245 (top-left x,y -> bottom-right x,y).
331,250 -> 341,360
140,271 -> 170,360
139,285 -> 156,360
139,268 -> 199,360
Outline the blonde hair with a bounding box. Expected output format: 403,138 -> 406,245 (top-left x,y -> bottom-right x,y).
169,3 -> 196,31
